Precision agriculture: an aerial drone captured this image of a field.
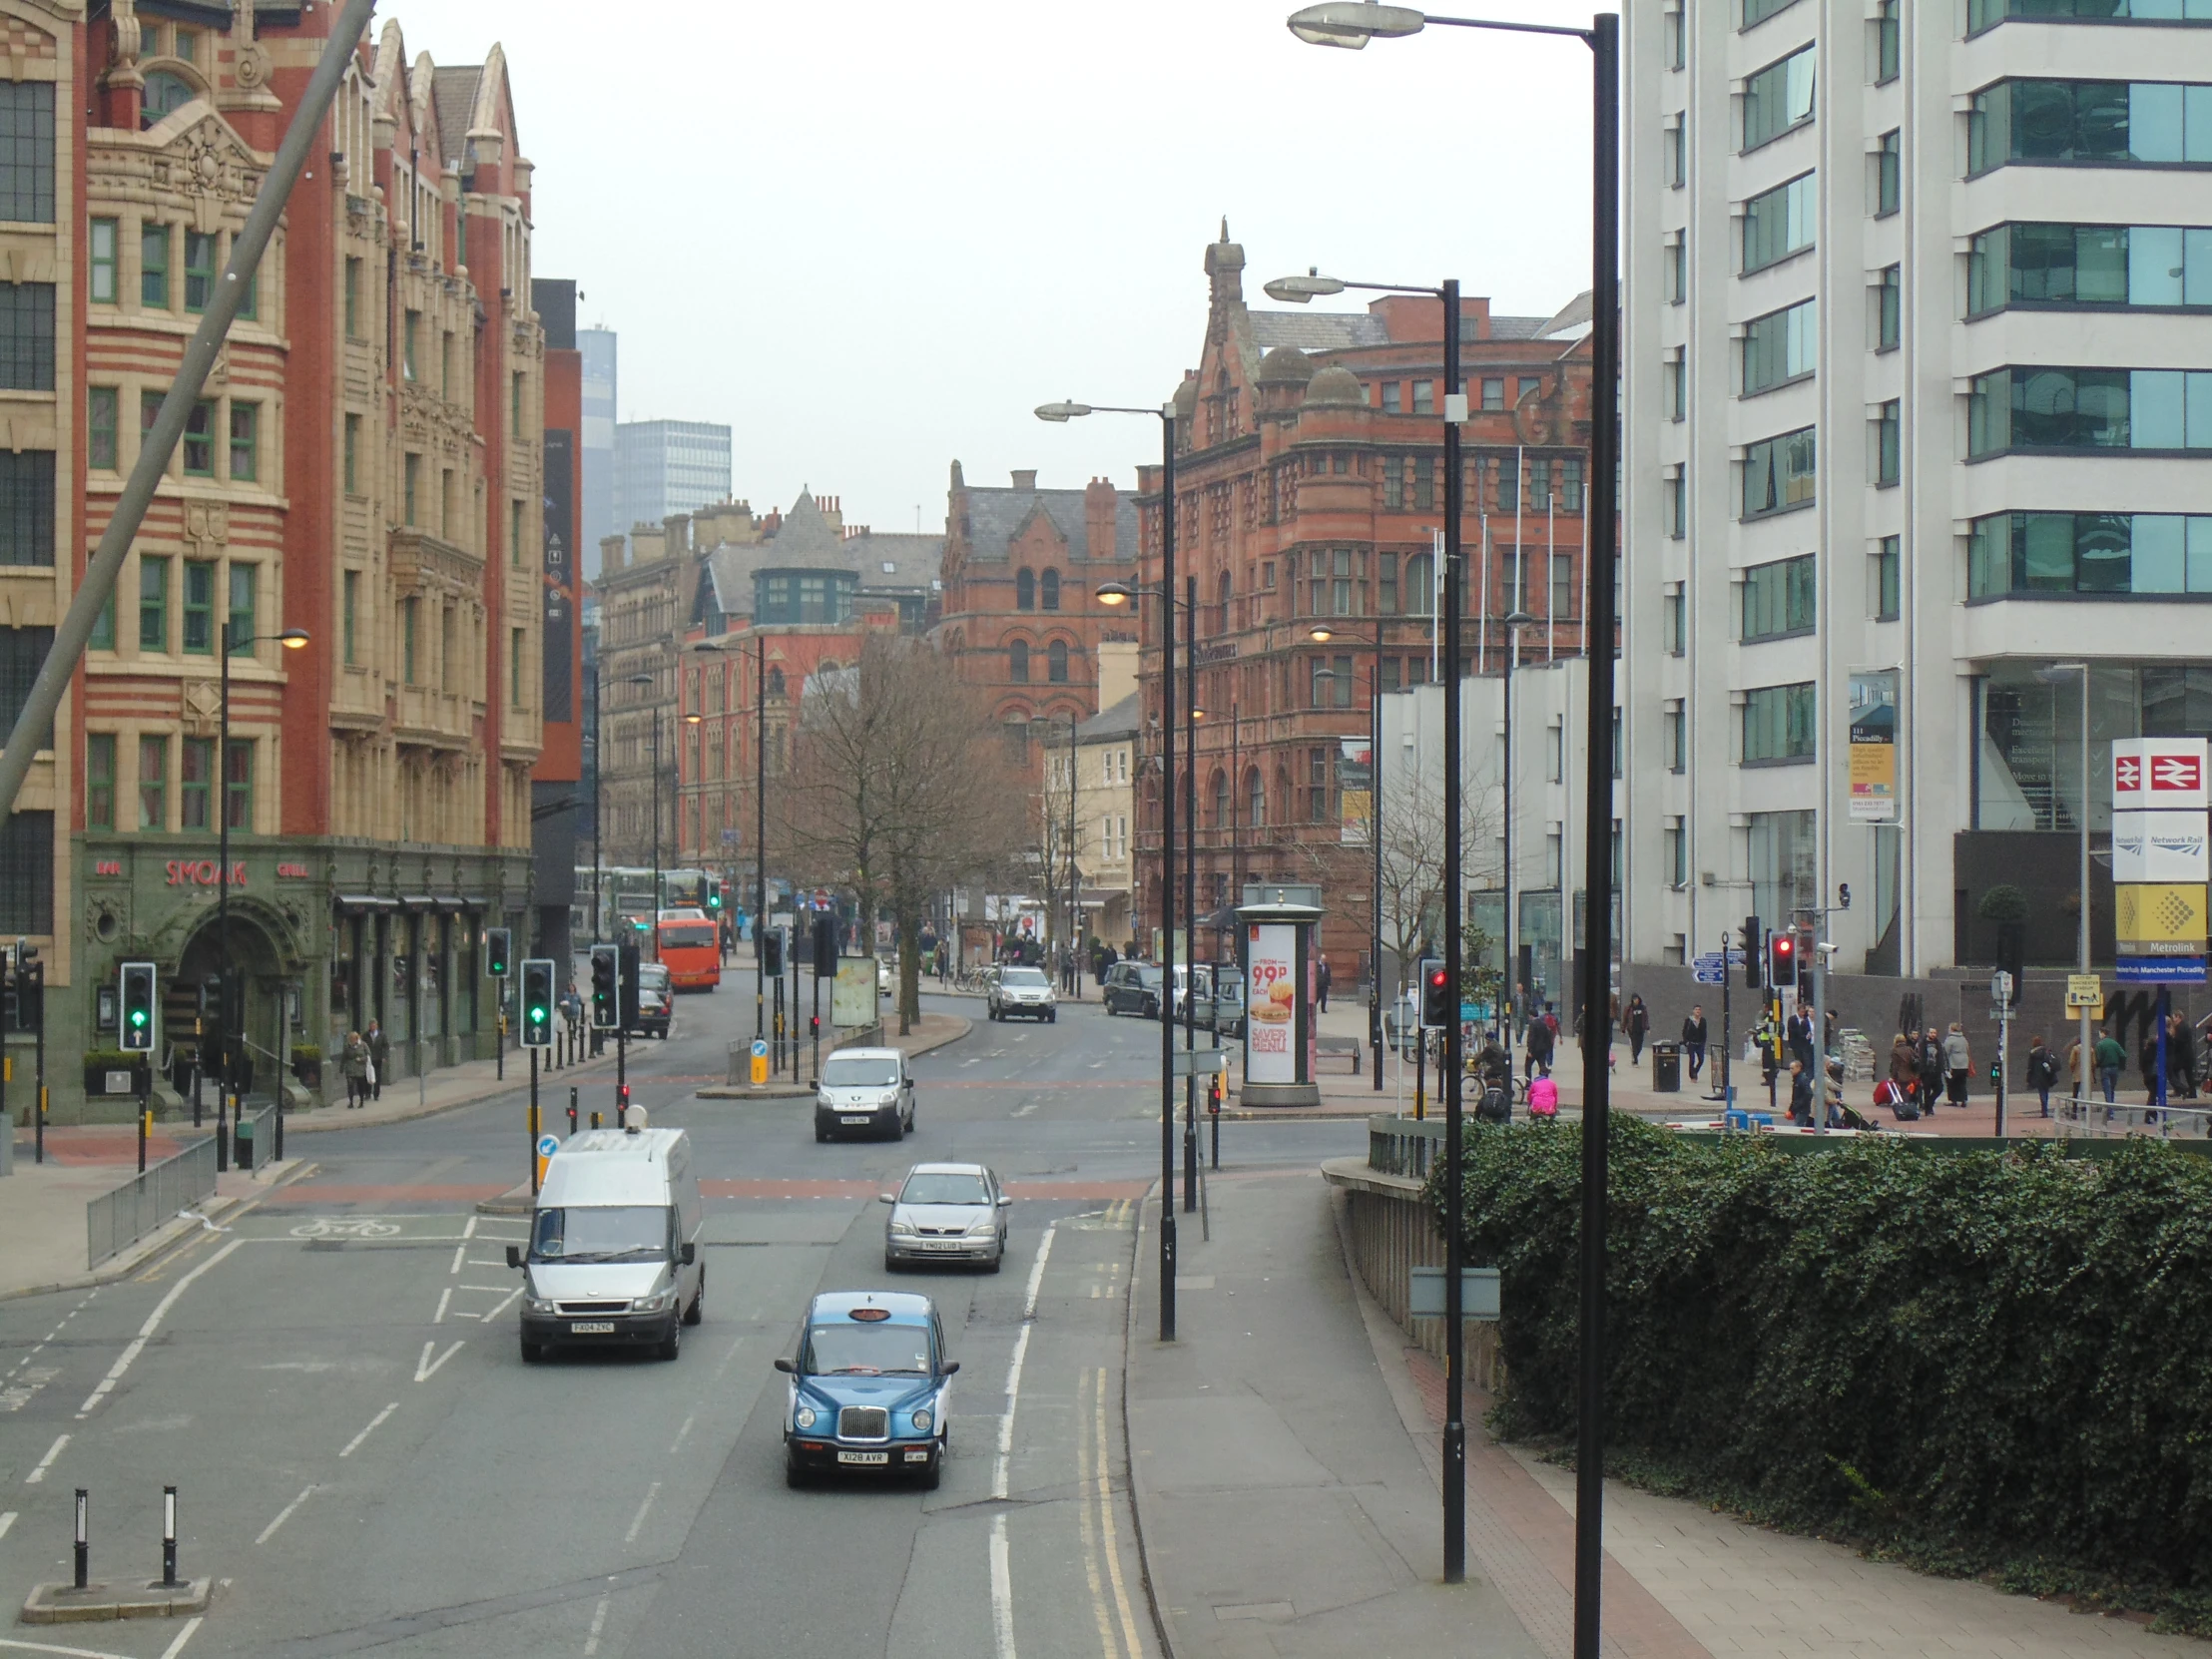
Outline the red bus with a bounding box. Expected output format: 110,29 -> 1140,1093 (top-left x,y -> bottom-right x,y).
658,915 -> 722,991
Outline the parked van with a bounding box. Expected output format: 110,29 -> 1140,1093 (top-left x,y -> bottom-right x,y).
506,1126 -> 704,1363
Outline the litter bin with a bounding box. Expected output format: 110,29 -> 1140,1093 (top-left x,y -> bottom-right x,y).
1650,1040 -> 1682,1093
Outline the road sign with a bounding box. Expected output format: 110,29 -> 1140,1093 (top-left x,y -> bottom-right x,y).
1409,1266 -> 1501,1321
1693,950 -> 1748,968
1692,966 -> 1728,985
537,1134 -> 560,1161
2117,956 -> 2208,983
1172,1048 -> 1228,1077
2065,973 -> 2103,1009
751,1038 -> 768,1058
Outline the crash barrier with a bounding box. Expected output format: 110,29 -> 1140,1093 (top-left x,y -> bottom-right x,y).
87,1132 -> 217,1267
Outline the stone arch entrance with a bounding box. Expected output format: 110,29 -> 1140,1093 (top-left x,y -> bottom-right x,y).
174,905 -> 293,1103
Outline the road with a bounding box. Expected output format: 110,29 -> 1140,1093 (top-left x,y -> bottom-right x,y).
0,983 -> 1364,1657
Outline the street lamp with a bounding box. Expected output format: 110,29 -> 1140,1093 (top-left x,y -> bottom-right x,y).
694,638 -> 770,1042
1285,8 -> 1621,1631
217,625 -> 308,1114
1043,399 -> 1183,1344
626,673 -> 662,960
1311,622 -> 1387,1093
1499,610 -> 1539,1050
2037,662 -> 2093,1121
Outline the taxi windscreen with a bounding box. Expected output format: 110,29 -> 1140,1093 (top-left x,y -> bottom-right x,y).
803,1322 -> 933,1376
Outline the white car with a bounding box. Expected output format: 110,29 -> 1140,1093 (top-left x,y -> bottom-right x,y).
881,1162 -> 1010,1272
878,957 -> 894,994
986,965 -> 1057,1023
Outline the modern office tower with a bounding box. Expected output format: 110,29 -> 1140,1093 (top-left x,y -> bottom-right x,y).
581,326 -> 617,579
614,419 -> 732,539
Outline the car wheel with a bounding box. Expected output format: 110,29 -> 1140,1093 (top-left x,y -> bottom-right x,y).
985,1251 -> 1003,1275
917,1451 -> 941,1491
519,1339 -> 543,1364
815,1124 -> 830,1143
657,1320 -> 681,1362
684,1265 -> 705,1327
786,1451 -> 810,1489
1047,1011 -> 1057,1023
884,1253 -> 899,1273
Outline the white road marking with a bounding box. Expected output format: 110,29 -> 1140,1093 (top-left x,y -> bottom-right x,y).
0,1637 -> 180,1659
76,1239 -> 242,1418
481,1286 -> 523,1322
448,1246 -> 466,1276
414,1341 -> 465,1382
157,1620 -> 204,1659
991,1221 -> 1059,1500
462,1215 -> 478,1241
460,1284 -> 512,1294
0,1511 -> 14,1539
990,1511 -> 1017,1659
667,1411 -> 696,1455
582,1593 -> 610,1657
622,1481 -> 661,1546
338,1400 -> 399,1458
432,1288 -> 453,1325
255,1485 -> 316,1546
1012,1103 -> 1038,1118
23,1433 -> 67,1484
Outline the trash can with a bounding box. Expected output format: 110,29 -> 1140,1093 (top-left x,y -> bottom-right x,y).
1650,1040 -> 1682,1093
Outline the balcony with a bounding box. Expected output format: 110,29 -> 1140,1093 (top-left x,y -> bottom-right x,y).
394,683 -> 476,751
389,527 -> 483,597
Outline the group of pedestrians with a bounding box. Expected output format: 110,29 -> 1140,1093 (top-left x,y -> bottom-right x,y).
1884,1024 -> 1976,1114
340,1019 -> 388,1109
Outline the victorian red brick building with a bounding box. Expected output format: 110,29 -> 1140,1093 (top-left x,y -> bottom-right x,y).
1131,229 -> 1595,974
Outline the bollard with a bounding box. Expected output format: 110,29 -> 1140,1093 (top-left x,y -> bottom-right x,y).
161,1486 -> 178,1588
73,1489 -> 87,1590
590,1110 -> 601,1130
215,1093 -> 230,1174
568,1087 -> 578,1138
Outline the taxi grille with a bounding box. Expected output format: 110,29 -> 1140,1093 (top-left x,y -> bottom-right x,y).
838,1406 -> 889,1440
558,1301 -> 629,1315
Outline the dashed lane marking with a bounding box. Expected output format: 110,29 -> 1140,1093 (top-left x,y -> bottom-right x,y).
622,1481 -> 661,1547
338,1400 -> 399,1458
24,1433 -> 66,1484
256,1485 -> 316,1546
77,1239 -> 241,1419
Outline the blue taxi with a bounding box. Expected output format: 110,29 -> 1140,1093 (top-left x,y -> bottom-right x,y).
775,1291 -> 958,1488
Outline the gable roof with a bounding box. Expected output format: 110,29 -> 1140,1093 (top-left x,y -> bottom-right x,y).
962,487 -> 1137,565
696,495 -> 943,624
1078,691 -> 1142,744
430,66 -> 481,167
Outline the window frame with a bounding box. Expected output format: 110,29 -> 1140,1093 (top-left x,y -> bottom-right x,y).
140,221 -> 170,309
85,731 -> 115,830
88,218 -> 118,304
1741,44 -> 1817,155
1741,171 -> 1817,276
1742,681 -> 1818,766
1740,425 -> 1818,520
1740,554 -> 1818,642
139,554 -> 169,652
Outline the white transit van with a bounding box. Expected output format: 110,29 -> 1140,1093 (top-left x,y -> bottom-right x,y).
506,1125 -> 704,1363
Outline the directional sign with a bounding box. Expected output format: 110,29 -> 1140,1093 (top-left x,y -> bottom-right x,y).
1693,950 -> 1748,969
1693,966 -> 1728,985
1409,1266 -> 1501,1320
2118,956 -> 2208,984
2065,973 -> 2103,1010
537,1134 -> 561,1161
1172,1048 -> 1229,1077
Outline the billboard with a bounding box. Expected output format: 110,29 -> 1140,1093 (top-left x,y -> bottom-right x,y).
831,955 -> 877,1028
2114,882 -> 2208,947
1338,737 -> 1373,845
1847,670 -> 1898,822
1244,922 -> 1298,1085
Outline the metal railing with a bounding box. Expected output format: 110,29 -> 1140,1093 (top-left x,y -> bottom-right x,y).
2053,1093 -> 2212,1139
237,1103 -> 276,1173
88,1134 -> 218,1268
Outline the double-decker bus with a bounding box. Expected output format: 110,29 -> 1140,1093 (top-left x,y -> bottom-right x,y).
657,912 -> 722,990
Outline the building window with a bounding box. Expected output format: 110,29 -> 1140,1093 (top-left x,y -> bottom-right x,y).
184,230 -> 216,312
142,68 -> 194,127
0,281 -> 53,390
88,387 -> 118,470
1666,474 -> 1686,539
180,737 -> 214,830
1411,380 -> 1434,415
1972,222 -> 2212,316
0,625 -> 50,752
403,310 -> 419,380
1041,568 -> 1060,611
141,222 -> 169,308
89,585 -> 114,652
1875,0 -> 1899,83
404,453 -> 419,524
1562,459 -> 1584,511
342,569 -> 358,665
1382,381 -> 1401,413
1665,238 -> 1686,303
1665,350 -> 1685,420
510,628 -> 525,709
344,256 -> 361,338
510,499 -> 525,569
86,733 -> 115,831
441,331 -> 454,400
1742,172 -> 1817,275
1876,536 -> 1901,619
511,371 -> 524,430
1009,640 -> 1029,683
1665,706 -> 1686,773
1666,9 -> 1685,70
225,738 -> 253,832
343,413 -> 360,493
1665,120 -> 1685,188
1742,45 -> 1815,155
1875,399 -> 1901,484
1743,0 -> 1801,26
0,84 -> 54,225
1480,376 -> 1504,412
89,219 -> 118,303
1378,551 -> 1398,613
1741,425 -> 1817,518
1048,640 -> 1069,683
138,735 -> 166,830
1968,509 -> 2212,598
1970,365 -> 2212,456
1874,130 -> 1901,217
228,563 -> 255,653
1971,79 -> 2212,178
1742,297 -> 1817,395
182,397 -> 215,475
0,809 -> 50,933
1310,654 -> 1353,708
229,402 -> 258,481
401,596 -> 418,683
1743,683 -> 1817,764
0,450 -> 51,569
1016,568 -> 1035,611
1666,819 -> 1687,885
182,559 -> 215,654
1741,554 -> 1817,641
1877,265 -> 1901,349
234,245 -> 256,320
1403,551 -> 1433,615
140,556 -> 168,651
1664,589 -> 1685,653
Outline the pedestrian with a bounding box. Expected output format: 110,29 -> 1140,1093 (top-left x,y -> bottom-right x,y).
1942,1022 -> 1971,1107
1523,1007 -> 1555,1080
342,1030 -> 369,1109
1786,1006 -> 1814,1072
2172,1011 -> 2200,1100
366,1018 -> 387,1101
2094,1027 -> 2127,1107
1917,1026 -> 1946,1112
2025,1034 -> 2057,1117
1888,1030 -> 1916,1091
1788,1057 -> 1813,1126
1681,1004 -> 1708,1081
1316,955 -> 1333,1014
1624,994 -> 1650,1065
2140,1026 -> 2164,1111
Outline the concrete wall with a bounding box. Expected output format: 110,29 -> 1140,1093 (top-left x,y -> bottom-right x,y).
1325,1159 -> 1499,1391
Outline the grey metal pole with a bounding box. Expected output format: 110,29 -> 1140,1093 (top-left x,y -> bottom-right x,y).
759,640 -> 768,1042
0,0 -> 378,819
2079,675 -> 2093,1124
219,631 -> 233,1098
1159,409 -> 1179,1344
1441,275 -> 1467,1584
1184,575 -> 1198,1216
1373,648 -> 1384,1090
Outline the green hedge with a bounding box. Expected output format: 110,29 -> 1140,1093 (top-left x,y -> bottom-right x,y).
1429,1119 -> 2212,1612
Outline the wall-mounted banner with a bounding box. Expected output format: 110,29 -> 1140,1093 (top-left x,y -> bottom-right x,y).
2112,812 -> 2211,883
2112,738 -> 2209,812
1847,670 -> 1898,822
1338,737 -> 1373,845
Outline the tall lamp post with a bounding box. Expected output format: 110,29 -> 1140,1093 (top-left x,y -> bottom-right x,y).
694,638 -> 770,1041
218,625 -> 309,1104
1283,7 -> 1620,1632
627,673 -> 663,960
2038,662 -> 2093,1120
1309,622 -> 1386,1092
1037,398 -> 1181,1343
1499,610 -> 1539,1042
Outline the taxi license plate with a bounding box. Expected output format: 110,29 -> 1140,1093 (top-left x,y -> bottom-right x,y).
837,1450 -> 889,1465
841,1115 -> 869,1125
569,1321 -> 616,1335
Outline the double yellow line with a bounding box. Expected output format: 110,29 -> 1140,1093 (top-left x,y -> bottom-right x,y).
1075,1365 -> 1144,1659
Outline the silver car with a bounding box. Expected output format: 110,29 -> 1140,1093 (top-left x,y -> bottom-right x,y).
881,1162 -> 1011,1272
986,965 -> 1057,1022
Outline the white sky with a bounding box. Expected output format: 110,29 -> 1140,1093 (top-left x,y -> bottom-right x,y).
399,0 -> 1596,533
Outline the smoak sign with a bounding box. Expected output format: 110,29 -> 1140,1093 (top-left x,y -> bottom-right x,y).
2113,739 -> 2210,811
166,859 -> 248,887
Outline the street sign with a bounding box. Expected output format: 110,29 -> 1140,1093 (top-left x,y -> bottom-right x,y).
751,1038 -> 769,1058
1692,966 -> 1728,985
1409,1266 -> 1501,1320
1693,950 -> 1748,968
1172,1048 -> 1228,1077
2065,973 -> 2103,1009
536,1134 -> 560,1160
2118,956 -> 2208,983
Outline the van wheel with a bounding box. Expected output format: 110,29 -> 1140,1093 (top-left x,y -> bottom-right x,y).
657,1321 -> 681,1362
519,1339 -> 543,1364
815,1124 -> 830,1143
684,1266 -> 705,1327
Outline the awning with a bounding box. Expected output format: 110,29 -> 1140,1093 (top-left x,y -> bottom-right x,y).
461,896 -> 489,912
400,894 -> 437,910
432,896 -> 465,912
334,893 -> 399,912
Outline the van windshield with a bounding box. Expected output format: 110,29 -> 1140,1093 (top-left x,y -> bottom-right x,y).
822,1056 -> 899,1088
530,1205 -> 669,1263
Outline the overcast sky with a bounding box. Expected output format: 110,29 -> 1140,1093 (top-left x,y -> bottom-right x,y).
401,0 -> 1595,534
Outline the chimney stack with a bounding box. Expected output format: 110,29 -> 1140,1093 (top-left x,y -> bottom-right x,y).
1084,477 -> 1118,562
1011,469 -> 1038,492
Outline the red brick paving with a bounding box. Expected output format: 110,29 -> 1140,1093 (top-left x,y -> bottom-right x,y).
35,1126 -> 186,1164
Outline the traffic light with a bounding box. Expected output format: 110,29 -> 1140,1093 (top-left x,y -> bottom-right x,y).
589,944 -> 620,1030
485,927 -> 512,979
1770,929 -> 1797,992
1419,957 -> 1450,1029
762,926 -> 784,977
120,961 -> 157,1052
706,885 -> 723,913
520,958 -> 554,1048
1742,914 -> 1763,989
813,914 -> 837,979
619,942 -> 642,1028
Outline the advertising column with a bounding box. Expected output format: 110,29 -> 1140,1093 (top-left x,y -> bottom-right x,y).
1238,898 -> 1322,1107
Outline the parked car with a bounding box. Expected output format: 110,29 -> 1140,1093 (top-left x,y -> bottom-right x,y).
1204,968 -> 1248,1039
777,1290 -> 958,1488
986,965 -> 1057,1022
880,1162 -> 1011,1272
878,956 -> 894,994
815,1046 -> 916,1143
1102,961 -> 1163,1018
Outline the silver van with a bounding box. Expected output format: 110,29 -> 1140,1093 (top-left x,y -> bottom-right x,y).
507,1126 -> 705,1363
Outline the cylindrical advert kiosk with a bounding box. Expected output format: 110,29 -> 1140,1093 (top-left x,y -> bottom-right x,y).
1238,897 -> 1323,1108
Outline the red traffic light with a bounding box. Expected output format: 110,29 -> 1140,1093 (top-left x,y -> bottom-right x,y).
1773,934 -> 1795,959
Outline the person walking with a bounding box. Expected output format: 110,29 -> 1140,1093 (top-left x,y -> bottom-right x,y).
1316,955 -> 1333,1014
1787,1057 -> 1814,1126
2025,1034 -> 2058,1117
1523,1007 -> 1555,1080
1785,1006 -> 1814,1073
1942,1022 -> 1972,1108
366,1018 -> 387,1101
2171,1010 -> 2200,1101
1680,1005 -> 1708,1082
1624,994 -> 1650,1065
341,1030 -> 369,1109
1917,1026 -> 1946,1113
2094,1027 -> 2127,1108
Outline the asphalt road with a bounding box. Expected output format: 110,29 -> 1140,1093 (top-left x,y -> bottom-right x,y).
0,985 -> 1364,1658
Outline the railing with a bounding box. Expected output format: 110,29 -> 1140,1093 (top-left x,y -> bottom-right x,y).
88,1135 -> 218,1269
1369,1113 -> 1444,1180
237,1104 -> 276,1173
2053,1093 -> 2212,1139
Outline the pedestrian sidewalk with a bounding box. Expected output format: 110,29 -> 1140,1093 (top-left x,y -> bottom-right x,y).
284,1039 -> 618,1135
1121,1164 -> 2203,1659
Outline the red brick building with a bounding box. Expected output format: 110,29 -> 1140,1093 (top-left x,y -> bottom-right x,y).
1131,230 -> 1594,973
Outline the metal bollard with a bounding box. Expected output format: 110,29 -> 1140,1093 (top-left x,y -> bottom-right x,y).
73,1489 -> 87,1590
161,1486 -> 178,1588
590,1110 -> 601,1130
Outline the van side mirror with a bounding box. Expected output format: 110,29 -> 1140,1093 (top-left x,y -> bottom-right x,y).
773,1357 -> 795,1374
681,1241 -> 697,1265
505,1245 -> 522,1270
940,1360 -> 960,1376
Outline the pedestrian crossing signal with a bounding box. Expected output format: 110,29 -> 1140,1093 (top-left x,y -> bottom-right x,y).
120,961 -> 157,1053
521,958 -> 555,1049
589,944 -> 620,1031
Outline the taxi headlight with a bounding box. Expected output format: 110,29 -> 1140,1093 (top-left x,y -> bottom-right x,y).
794,1405 -> 819,1430
911,1407 -> 933,1434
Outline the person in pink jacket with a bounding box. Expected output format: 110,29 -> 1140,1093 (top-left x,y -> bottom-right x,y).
1527,1073 -> 1559,1120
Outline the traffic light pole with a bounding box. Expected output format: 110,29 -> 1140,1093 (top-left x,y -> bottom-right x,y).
529,1047 -> 541,1198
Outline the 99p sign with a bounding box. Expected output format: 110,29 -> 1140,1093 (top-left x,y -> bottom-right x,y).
1245,923 -> 1298,1084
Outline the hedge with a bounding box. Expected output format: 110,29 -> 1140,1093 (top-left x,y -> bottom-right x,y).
1428,1119 -> 2212,1619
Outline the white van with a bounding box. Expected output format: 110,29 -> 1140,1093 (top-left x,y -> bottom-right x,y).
507,1126 -> 705,1363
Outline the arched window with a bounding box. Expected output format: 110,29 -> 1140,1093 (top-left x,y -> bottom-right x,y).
1016,569 -> 1036,611
1403,552 -> 1434,616
1041,568 -> 1060,611
1247,767 -> 1267,829
1047,640 -> 1069,683
1009,640 -> 1030,683
1216,570 -> 1233,633
766,666 -> 786,697
1211,770 -> 1229,828
142,70 -> 198,128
